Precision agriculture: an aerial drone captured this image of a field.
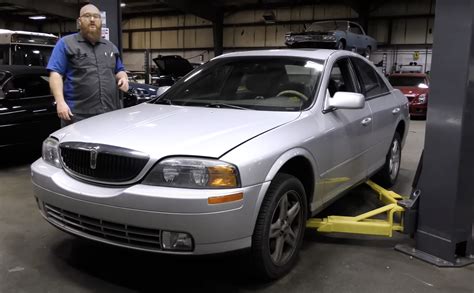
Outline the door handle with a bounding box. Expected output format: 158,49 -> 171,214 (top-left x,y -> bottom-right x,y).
392,107 -> 401,114
361,117 -> 372,126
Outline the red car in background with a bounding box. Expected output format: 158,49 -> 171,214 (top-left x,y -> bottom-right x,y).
388,73 -> 429,118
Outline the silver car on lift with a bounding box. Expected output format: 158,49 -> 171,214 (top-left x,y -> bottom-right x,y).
32,49 -> 409,279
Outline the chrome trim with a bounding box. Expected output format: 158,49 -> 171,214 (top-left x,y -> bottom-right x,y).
59,142 -> 150,185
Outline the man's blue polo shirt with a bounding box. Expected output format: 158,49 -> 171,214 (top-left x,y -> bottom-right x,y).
47,33 -> 126,115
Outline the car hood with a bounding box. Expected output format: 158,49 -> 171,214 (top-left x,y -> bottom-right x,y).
393,86 -> 428,95
52,103 -> 300,159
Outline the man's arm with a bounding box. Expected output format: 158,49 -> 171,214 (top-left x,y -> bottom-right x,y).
50,71 -> 73,121
116,70 -> 129,92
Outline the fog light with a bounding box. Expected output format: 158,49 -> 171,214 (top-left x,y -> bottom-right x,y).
162,231 -> 193,251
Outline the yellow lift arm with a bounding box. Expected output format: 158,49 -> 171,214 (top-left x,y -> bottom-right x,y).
306,180 -> 406,237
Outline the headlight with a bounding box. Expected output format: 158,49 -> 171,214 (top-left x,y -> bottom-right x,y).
42,137 -> 62,168
322,35 -> 336,41
417,94 -> 427,104
143,157 -> 240,189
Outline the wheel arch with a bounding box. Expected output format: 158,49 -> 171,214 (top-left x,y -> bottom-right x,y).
263,148 -> 318,217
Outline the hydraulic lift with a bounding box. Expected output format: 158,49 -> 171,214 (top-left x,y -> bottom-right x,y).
307,181 -> 405,238
306,0 -> 474,268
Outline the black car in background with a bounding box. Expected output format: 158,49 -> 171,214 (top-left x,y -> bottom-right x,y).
152,55 -> 193,86
123,82 -> 168,107
0,66 -> 59,152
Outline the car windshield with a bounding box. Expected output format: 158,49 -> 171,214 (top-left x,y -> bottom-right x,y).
389,76 -> 426,87
154,57 -> 323,111
307,21 -> 347,32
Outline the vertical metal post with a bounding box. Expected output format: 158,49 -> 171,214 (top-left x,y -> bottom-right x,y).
144,49 -> 150,84
213,10 -> 223,57
91,0 -> 122,52
396,0 -> 474,267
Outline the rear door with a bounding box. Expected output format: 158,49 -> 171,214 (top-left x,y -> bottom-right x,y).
0,73 -> 58,148
350,57 -> 399,175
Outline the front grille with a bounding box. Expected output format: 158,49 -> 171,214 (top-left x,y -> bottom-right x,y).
60,142 -> 149,184
45,204 -> 162,251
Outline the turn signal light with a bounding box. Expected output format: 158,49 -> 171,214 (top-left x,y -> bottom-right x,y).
208,192 -> 243,204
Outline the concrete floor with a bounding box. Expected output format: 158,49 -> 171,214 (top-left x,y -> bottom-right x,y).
1,120 -> 473,292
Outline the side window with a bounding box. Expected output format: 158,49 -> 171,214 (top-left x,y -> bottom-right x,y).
9,75 -> 51,98
327,58 -> 359,97
352,58 -> 388,98
349,24 -> 363,35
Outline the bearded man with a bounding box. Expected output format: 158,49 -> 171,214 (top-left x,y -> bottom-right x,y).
47,4 -> 129,127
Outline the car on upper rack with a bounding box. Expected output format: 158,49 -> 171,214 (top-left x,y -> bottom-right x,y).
285,20 -> 377,58
0,65 -> 59,152
32,49 -> 409,280
388,72 -> 429,119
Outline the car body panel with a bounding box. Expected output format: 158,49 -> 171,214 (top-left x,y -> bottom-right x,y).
0,65 -> 59,150
32,49 -> 409,255
388,73 -> 429,117
285,21 -> 377,55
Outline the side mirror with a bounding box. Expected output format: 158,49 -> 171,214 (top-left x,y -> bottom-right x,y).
325,91 -> 365,111
6,88 -> 25,99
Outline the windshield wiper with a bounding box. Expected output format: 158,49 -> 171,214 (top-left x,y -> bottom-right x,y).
154,98 -> 174,105
205,103 -> 249,110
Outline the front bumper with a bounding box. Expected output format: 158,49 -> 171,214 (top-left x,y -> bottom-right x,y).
409,103 -> 427,117
31,159 -> 269,255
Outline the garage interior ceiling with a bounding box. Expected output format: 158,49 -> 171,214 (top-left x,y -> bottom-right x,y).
0,0 -> 376,23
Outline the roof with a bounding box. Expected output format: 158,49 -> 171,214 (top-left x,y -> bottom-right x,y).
0,65 -> 48,76
214,49 -> 339,60
0,29 -> 57,38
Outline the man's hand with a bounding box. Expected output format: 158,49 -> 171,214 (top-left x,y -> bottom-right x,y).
117,76 -> 129,92
57,101 -> 73,121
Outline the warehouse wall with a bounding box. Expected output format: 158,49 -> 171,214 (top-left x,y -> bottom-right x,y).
120,0 -> 435,73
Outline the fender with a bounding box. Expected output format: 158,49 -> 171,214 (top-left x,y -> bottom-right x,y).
250,147 -> 320,230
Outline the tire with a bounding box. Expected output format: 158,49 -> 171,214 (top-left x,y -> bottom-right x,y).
251,173 -> 307,280
337,40 -> 345,50
373,132 -> 402,188
364,46 -> 371,59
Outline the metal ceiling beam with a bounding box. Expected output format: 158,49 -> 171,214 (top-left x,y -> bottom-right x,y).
0,0 -> 78,19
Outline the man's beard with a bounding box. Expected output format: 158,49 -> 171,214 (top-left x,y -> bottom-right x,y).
82,26 -> 101,43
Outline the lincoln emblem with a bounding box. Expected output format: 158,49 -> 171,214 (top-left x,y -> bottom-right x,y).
90,149 -> 98,170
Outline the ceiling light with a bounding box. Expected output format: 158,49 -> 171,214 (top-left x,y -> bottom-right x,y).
120,3 -> 126,7
29,15 -> 47,20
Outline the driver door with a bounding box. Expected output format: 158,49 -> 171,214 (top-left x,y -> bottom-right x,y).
314,57 -> 373,202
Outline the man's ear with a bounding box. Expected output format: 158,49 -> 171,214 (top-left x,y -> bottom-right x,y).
76,18 -> 81,30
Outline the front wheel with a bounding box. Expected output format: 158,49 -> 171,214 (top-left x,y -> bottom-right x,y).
373,133 -> 402,188
252,173 -> 307,280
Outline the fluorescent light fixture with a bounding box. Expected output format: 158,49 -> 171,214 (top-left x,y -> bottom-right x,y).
29,15 -> 46,20
120,3 -> 126,7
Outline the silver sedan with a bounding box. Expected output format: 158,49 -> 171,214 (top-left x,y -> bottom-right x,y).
32,49 -> 409,280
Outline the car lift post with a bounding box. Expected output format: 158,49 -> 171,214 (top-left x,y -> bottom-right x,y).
395,0 -> 474,267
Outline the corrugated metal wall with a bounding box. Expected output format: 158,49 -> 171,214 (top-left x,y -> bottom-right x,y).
121,0 -> 434,72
